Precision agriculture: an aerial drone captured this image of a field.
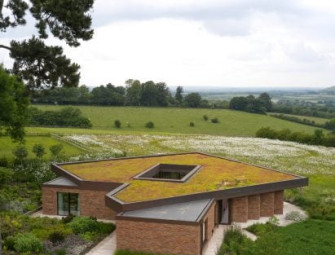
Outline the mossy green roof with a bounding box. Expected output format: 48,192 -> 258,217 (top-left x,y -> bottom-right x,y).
60,153 -> 296,203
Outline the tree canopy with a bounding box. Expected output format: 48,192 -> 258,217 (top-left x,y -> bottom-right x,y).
0,0 -> 94,91
0,66 -> 29,141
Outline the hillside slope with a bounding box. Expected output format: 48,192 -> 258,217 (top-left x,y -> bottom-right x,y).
32,105 -> 321,136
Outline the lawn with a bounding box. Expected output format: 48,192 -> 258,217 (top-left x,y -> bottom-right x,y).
32,105 -> 320,136
0,135 -> 84,159
251,220 -> 335,255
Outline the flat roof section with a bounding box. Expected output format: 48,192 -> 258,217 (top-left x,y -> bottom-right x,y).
44,176 -> 78,187
119,199 -> 213,222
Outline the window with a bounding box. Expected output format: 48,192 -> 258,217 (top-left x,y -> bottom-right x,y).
133,164 -> 202,182
202,219 -> 208,243
57,192 -> 80,216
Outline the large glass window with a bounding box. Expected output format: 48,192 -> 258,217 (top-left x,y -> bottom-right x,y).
57,192 -> 80,216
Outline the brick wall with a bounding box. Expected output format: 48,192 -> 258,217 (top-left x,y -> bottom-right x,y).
203,202 -> 216,242
117,220 -> 201,255
42,186 -> 116,220
274,190 -> 284,214
248,195 -> 260,220
230,196 -> 248,222
260,192 -> 275,217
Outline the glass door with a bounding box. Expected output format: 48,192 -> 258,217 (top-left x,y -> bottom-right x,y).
57,192 -> 80,216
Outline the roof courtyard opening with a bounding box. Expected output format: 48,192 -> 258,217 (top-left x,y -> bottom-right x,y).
133,163 -> 202,182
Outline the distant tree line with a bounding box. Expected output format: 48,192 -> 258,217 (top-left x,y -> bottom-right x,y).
256,127 -> 335,147
31,80 -> 213,108
272,100 -> 335,119
229,93 -> 272,114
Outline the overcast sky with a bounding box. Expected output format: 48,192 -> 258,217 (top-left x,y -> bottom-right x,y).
1,0 -> 335,88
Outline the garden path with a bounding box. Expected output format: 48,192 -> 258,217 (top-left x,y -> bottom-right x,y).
85,232 -> 116,255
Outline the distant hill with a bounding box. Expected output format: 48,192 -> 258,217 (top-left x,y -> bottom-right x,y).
322,86 -> 335,92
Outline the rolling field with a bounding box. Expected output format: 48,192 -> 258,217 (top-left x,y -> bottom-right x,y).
33,105 -> 320,136
0,136 -> 83,159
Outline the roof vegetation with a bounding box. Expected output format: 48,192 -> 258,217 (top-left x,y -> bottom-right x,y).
60,153 -> 296,203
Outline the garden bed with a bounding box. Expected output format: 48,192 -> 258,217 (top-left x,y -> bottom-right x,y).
0,213 -> 115,255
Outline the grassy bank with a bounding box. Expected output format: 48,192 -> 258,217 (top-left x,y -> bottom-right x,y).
32,105 -> 319,136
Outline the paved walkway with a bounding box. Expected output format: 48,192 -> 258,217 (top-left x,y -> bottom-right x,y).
86,232 -> 116,255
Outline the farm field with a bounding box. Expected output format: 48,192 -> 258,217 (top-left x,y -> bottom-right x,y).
32,105 -> 320,136
0,135 -> 83,159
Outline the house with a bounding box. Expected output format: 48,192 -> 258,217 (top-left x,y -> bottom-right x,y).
42,152 -> 308,255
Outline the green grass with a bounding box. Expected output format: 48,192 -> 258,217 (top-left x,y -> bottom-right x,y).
32,105 -> 320,136
251,220 -> 335,255
0,135 -> 83,159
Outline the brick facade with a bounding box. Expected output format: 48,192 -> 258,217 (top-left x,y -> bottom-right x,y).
248,195 -> 260,220
230,196 -> 248,222
117,220 -> 201,255
203,202 -> 216,243
42,186 -> 116,220
274,190 -> 284,214
260,192 -> 275,217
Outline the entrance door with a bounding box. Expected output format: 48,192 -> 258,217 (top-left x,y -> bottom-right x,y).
218,199 -> 230,224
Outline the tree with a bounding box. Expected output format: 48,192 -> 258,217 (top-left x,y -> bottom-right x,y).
125,79 -> 141,106
258,93 -> 272,111
175,86 -> 183,105
0,0 -> 94,91
183,93 -> 202,108
0,66 -> 29,141
12,145 -> 28,163
325,119 -> 335,133
32,143 -> 46,158
49,144 -> 63,159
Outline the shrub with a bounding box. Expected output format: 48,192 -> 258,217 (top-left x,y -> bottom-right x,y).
203,115 -> 208,121
247,222 -> 278,236
62,214 -> 75,224
145,121 -> 154,129
211,117 -> 219,123
189,121 -> 195,127
4,236 -> 16,250
114,119 -> 121,128
12,145 -> 28,162
55,249 -> 66,255
285,211 -> 305,222
13,233 -> 43,253
0,167 -> 13,187
0,157 -> 9,167
48,228 -> 71,244
67,217 -> 100,234
32,143 -> 46,158
217,227 -> 253,255
49,144 -> 64,158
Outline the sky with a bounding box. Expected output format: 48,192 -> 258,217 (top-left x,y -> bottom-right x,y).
1,0 -> 335,88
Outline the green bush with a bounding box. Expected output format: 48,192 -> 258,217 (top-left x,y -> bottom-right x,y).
115,119 -> 122,128
0,157 -> 9,167
285,211 -> 305,222
203,115 -> 208,121
13,233 -> 43,253
211,117 -> 219,123
62,214 -> 75,224
145,121 -> 154,129
189,121 -> 195,127
4,236 -> 16,251
217,227 -> 253,255
67,217 -> 100,234
0,167 -> 13,187
48,228 -> 71,244
247,222 -> 278,237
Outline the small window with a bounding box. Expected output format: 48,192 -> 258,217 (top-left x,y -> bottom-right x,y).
57,192 -> 80,216
133,164 -> 201,182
